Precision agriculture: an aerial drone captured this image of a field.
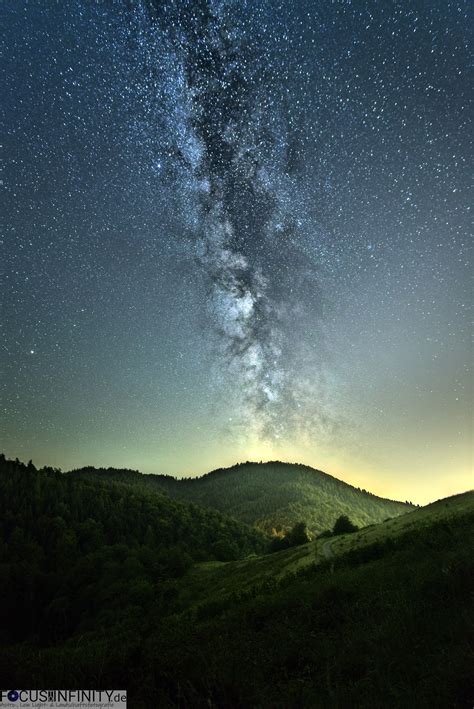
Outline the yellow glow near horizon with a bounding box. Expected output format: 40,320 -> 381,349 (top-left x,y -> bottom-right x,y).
234,435 -> 473,506
3,418 -> 471,508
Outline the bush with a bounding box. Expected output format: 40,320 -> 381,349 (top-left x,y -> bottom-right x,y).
333,515 -> 358,535
287,521 -> 311,546
270,522 -> 311,552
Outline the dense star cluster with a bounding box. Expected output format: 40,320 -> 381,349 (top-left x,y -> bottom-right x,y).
134,0 -> 336,440
2,0 -> 471,501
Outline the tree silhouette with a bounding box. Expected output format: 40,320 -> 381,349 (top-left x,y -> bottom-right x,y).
333,515 -> 358,535
287,521 -> 311,546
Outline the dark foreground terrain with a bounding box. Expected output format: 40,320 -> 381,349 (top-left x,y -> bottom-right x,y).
1,455 -> 473,707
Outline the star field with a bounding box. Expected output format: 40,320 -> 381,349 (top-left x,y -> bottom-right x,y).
2,0 -> 472,502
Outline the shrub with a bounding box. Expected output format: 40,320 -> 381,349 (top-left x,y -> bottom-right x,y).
333,515 -> 358,535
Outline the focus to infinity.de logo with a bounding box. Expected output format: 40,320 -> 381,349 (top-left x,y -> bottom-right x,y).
7,691 -> 19,702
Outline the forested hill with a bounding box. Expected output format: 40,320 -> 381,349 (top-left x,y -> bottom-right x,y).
69,461 -> 414,534
0,455 -> 268,645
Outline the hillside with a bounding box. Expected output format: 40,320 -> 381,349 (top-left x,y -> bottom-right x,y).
69,461 -> 414,534
175,490 -> 474,612
3,460 -> 473,707
0,454 -> 266,646
162,490 -> 474,708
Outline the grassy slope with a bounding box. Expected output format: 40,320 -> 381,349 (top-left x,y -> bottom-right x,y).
144,490 -> 472,707
160,500 -> 474,709
176,490 -> 474,612
69,461 -> 414,534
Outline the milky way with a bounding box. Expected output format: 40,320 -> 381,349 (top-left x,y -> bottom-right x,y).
131,0 -> 330,439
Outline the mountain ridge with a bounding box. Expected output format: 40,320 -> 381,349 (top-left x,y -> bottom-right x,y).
68,460 -> 415,534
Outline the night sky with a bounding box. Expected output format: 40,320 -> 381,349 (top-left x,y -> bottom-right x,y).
2,0 -> 472,503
